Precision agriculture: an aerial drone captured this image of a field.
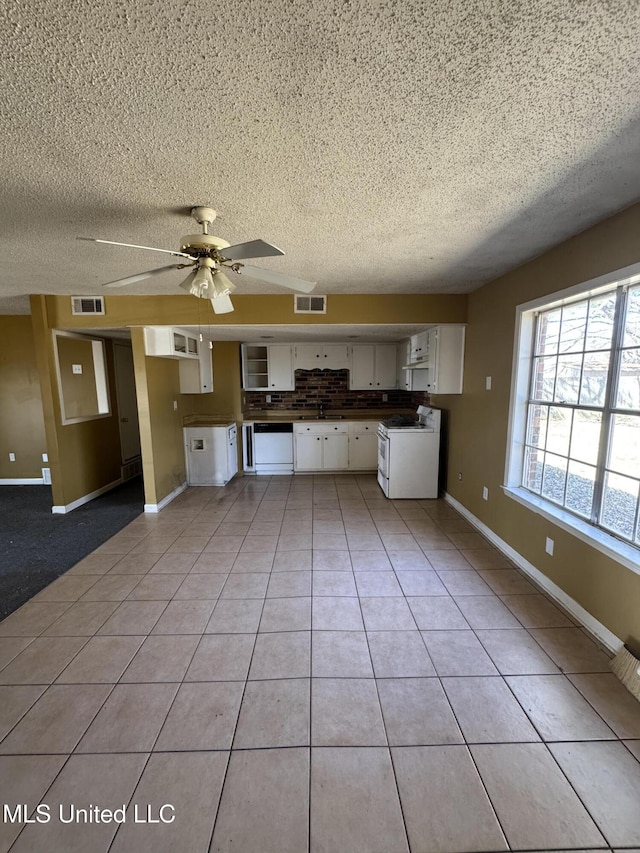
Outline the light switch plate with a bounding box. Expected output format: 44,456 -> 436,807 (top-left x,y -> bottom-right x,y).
485,376 -> 492,390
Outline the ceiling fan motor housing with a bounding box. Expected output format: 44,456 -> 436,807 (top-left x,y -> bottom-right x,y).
180,233 -> 231,255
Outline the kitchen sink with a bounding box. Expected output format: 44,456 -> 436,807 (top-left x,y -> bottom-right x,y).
298,414 -> 345,420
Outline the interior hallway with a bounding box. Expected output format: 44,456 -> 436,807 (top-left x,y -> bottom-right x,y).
0,473 -> 639,853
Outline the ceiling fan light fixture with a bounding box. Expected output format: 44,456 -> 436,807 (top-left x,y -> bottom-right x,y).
210,293 -> 234,314
178,271 -> 199,295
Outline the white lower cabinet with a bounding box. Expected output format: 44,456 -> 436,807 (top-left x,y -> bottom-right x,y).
348,421 -> 378,470
294,423 -> 349,471
294,421 -> 378,471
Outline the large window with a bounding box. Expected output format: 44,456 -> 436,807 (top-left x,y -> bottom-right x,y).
517,278 -> 640,549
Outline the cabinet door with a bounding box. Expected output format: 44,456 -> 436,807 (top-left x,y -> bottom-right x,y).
397,341 -> 411,390
432,325 -> 465,394
411,330 -> 429,363
322,345 -> 350,370
349,432 -> 377,469
350,344 -> 376,389
293,344 -> 321,370
374,344 -> 398,389
268,345 -> 294,390
322,433 -> 349,469
295,433 -> 323,470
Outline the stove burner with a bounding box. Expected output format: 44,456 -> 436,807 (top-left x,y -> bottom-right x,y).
382,415 -> 419,428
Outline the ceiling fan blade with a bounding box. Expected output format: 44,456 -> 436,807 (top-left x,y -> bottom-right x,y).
231,264 -> 316,293
102,264 -> 189,288
78,237 -> 193,260
222,239 -> 285,261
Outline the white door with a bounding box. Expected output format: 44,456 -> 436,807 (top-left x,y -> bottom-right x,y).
350,432 -> 378,469
294,344 -> 322,370
323,344 -> 350,369
350,344 -> 376,389
113,341 -> 141,463
323,434 -> 349,469
375,344 -> 399,389
268,345 -> 294,390
295,433 -> 323,470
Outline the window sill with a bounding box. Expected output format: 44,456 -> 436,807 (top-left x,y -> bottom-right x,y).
502,486 -> 640,576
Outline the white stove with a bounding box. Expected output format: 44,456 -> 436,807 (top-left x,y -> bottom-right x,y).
377,406 -> 441,499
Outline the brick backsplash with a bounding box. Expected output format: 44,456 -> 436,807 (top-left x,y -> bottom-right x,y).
243,369 -> 431,412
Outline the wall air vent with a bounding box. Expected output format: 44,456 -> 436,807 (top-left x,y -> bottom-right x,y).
71,296 -> 105,316
294,295 -> 326,314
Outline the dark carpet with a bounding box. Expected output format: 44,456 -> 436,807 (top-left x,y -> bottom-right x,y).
0,477 -> 144,620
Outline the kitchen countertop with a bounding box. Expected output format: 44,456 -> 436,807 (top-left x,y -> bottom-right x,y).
241,409 -> 415,423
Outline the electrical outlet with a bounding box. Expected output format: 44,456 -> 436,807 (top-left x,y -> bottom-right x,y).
42,452 -> 48,463
382,393 -> 388,402
545,537 -> 554,556
42,468 -> 51,484
458,472 -> 463,481
485,376 -> 492,390
9,452 -> 16,462
72,363 -> 83,375
266,394 -> 272,403
482,486 -> 489,500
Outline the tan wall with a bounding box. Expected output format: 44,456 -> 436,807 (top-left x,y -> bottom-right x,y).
44,293 -> 468,330
0,316 -> 47,479
181,342 -> 242,417
437,201 -> 640,644
131,328 -> 186,506
31,297 -> 122,507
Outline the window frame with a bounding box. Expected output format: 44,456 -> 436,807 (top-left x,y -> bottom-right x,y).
504,261 -> 640,575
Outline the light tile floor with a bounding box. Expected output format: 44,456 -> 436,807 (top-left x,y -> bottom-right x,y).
1,473 -> 639,853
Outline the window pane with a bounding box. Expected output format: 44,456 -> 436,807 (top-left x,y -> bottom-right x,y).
623,285 -> 640,348
546,406 -> 571,457
523,446 -> 543,493
579,351 -> 609,406
531,356 -> 556,401
541,453 -> 567,505
554,354 -> 581,404
535,309 -> 561,356
600,471 -> 639,540
608,414 -> 640,478
559,301 -> 587,353
565,461 -> 596,518
615,348 -> 640,410
569,410 -> 602,465
585,292 -> 616,350
526,404 -> 548,449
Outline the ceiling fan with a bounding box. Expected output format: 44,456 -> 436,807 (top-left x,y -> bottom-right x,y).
79,206 -> 316,314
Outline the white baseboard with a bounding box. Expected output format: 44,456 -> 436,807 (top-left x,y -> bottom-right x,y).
444,492 -> 622,654
0,478 -> 45,485
144,482 -> 187,513
52,478 -> 123,514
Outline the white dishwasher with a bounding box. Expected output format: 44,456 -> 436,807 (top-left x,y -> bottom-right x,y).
253,422 -> 294,475
184,424 -> 238,485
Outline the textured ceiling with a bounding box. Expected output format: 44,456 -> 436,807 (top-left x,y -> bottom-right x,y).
1,0 -> 639,314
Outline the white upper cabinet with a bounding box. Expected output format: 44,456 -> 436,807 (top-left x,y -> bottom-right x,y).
144,327 -> 199,359
423,325 -> 466,394
267,344 -> 295,390
349,344 -> 397,390
241,344 -> 294,391
293,344 -> 350,370
179,345 -> 214,394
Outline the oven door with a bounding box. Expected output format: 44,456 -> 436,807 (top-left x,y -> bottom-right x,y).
377,429 -> 389,478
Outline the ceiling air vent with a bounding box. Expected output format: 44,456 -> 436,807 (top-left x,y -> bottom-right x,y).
71,296 -> 105,316
294,294 -> 326,314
